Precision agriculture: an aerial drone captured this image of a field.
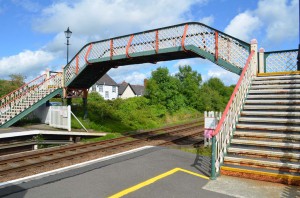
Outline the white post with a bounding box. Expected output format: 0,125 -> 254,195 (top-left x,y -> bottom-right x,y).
259,48 -> 265,74
68,105 -> 71,132
250,39 -> 258,75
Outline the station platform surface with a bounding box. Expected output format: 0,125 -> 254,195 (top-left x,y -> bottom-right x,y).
0,146 -> 299,198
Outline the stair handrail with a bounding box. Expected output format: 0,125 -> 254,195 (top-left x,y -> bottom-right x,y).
0,74 -> 47,108
210,49 -> 256,179
0,72 -> 62,115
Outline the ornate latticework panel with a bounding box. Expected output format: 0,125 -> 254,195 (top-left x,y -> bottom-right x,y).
63,22 -> 251,86
265,50 -> 298,72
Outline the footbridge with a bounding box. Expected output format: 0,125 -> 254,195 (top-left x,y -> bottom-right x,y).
0,21 -> 299,184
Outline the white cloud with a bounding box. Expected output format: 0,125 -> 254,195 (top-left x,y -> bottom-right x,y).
224,12 -> 261,42
0,50 -> 54,78
199,15 -> 214,26
224,0 -> 298,44
34,0 -> 206,38
203,65 -> 239,86
173,59 -> 196,68
256,0 -> 298,42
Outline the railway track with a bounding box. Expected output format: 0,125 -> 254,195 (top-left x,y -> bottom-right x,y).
0,120 -> 204,182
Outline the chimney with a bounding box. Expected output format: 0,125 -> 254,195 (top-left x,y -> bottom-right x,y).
144,79 -> 148,88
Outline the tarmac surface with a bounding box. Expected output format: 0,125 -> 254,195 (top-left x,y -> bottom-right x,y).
0,146 -> 299,198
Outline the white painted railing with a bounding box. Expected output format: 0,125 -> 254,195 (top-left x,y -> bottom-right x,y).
210,39 -> 258,179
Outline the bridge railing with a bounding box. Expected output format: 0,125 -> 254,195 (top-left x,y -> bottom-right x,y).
64,22 -> 250,86
0,74 -> 47,115
0,72 -> 62,119
210,40 -> 257,179
259,49 -> 298,73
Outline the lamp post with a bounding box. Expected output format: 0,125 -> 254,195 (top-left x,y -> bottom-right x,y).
64,27 -> 72,64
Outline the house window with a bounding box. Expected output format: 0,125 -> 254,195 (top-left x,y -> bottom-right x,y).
112,86 -> 116,93
105,91 -> 109,99
99,85 -> 103,92
92,85 -> 96,92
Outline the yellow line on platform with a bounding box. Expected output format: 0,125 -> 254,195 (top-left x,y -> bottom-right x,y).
258,71 -> 300,77
108,167 -> 209,198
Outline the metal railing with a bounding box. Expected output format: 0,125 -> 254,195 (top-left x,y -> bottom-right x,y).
64,22 -> 250,86
210,50 -> 256,179
264,49 -> 298,73
0,72 -> 62,124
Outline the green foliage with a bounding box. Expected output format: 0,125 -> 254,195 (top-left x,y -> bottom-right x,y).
146,65 -> 234,112
0,74 -> 26,97
146,67 -> 185,112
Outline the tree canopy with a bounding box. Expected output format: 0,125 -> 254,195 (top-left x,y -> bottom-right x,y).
0,74 -> 26,98
145,65 -> 234,112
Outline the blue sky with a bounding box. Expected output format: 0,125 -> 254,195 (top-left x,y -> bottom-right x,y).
0,0 -> 298,85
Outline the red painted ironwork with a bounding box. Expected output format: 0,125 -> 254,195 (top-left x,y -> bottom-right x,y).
212,50 -> 255,137
84,44 -> 93,64
215,31 -> 219,62
0,73 -> 62,109
126,35 -> 134,58
155,30 -> 159,54
181,24 -> 189,52
75,55 -> 79,75
0,74 -> 46,102
110,39 -> 114,60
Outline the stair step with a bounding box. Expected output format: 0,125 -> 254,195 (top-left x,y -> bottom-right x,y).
252,79 -> 300,85
249,89 -> 300,94
247,94 -> 299,99
241,111 -> 300,117
253,75 -> 300,81
243,105 -> 300,110
251,84 -> 300,89
234,131 -> 300,140
238,117 -> 300,124
245,100 -> 300,105
221,164 -> 300,185
224,156 -> 300,170
228,147 -> 300,160
231,139 -> 300,149
236,123 -> 300,131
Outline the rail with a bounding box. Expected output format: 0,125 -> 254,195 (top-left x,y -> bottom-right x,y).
264,49 -> 298,73
0,74 -> 47,110
210,50 -> 256,179
64,22 -> 250,85
0,73 -> 62,118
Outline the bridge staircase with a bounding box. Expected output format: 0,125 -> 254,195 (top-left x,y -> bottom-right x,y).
0,72 -> 62,128
221,74 -> 300,185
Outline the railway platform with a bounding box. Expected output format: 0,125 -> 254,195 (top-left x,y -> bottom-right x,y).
0,146 -> 298,198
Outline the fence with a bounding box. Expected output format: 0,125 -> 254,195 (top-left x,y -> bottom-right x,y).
49,105 -> 71,131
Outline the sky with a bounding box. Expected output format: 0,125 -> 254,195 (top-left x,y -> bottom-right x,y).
0,0 -> 298,86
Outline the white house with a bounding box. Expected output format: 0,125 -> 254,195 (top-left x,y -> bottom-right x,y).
91,74 -> 118,100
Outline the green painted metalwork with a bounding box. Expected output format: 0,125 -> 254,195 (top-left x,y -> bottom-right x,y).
64,22 -> 251,89
0,89 -> 63,128
264,49 -> 298,73
211,136 -> 217,180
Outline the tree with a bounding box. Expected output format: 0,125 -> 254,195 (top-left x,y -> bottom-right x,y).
0,74 -> 26,97
175,65 -> 202,110
145,67 -> 185,112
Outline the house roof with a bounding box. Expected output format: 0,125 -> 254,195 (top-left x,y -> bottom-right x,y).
118,81 -> 145,96
118,81 -> 128,95
131,85 -> 145,95
95,74 -> 118,86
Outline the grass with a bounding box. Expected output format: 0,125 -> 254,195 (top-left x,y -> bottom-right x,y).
81,133 -> 123,143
